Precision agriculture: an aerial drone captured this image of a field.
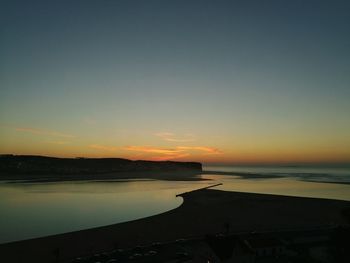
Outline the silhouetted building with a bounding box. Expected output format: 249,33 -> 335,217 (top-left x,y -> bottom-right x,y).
244,237 -> 286,258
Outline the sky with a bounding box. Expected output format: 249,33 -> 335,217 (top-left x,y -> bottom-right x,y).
1,0 -> 350,164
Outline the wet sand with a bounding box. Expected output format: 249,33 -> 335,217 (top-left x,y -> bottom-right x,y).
0,189 -> 349,263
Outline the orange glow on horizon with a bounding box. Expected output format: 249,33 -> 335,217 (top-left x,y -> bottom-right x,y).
1,147 -> 349,165
1,126 -> 349,164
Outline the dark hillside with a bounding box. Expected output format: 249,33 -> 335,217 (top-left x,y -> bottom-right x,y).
0,155 -> 202,181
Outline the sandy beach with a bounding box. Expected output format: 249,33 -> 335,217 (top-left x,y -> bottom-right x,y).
0,189 -> 349,263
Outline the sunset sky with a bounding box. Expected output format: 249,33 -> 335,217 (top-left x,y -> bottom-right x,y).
1,0 -> 350,164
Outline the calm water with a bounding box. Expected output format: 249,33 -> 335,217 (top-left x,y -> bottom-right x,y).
204,164 -> 350,183
1,166 -> 350,244
202,164 -> 350,200
0,179 -> 210,244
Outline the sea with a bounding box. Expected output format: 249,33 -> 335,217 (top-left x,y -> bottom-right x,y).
0,165 -> 349,244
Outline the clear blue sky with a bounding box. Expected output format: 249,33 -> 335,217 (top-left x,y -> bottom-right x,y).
1,0 -> 350,163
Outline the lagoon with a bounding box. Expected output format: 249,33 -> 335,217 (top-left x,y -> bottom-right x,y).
1,167 -> 350,244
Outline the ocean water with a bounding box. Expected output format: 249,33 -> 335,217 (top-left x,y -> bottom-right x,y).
204,164 -> 350,184
200,164 -> 350,203
0,165 -> 349,244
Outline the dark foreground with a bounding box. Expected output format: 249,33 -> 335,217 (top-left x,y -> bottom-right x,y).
0,189 -> 349,263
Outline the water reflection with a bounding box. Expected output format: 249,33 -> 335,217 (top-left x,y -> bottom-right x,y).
201,174 -> 350,201
1,175 -> 349,244
0,179 -> 210,244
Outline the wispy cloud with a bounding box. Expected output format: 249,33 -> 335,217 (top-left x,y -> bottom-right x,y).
89,144 -> 118,152
125,146 -> 180,155
124,145 -> 221,160
15,127 -> 75,138
177,146 -> 221,154
155,132 -> 195,142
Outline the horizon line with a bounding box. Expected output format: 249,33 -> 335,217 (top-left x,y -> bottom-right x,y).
1,153 -> 350,167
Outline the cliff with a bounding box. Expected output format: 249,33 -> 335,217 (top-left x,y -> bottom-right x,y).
0,155 -> 202,181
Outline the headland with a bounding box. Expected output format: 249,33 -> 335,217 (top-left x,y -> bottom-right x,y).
0,155 -> 203,181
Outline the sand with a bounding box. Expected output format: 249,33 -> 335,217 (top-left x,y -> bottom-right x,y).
0,189 -> 349,263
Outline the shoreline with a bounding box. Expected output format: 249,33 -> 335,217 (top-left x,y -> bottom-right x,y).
0,170 -> 207,183
0,170 -> 291,184
3,169 -> 350,185
0,188 -> 349,263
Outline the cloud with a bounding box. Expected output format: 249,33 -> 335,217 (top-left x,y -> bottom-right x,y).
177,146 -> 221,154
124,145 -> 222,160
155,132 -> 195,142
125,146 -> 180,155
89,144 -> 118,152
15,127 -> 75,138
